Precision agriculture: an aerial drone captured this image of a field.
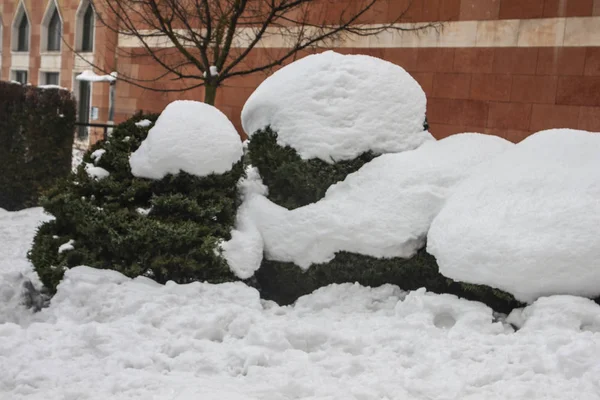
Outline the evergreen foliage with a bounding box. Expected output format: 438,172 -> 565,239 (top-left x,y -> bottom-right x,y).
0,82 -> 75,210
256,250 -> 522,314
247,127 -> 376,209
247,125 -> 522,313
29,113 -> 243,292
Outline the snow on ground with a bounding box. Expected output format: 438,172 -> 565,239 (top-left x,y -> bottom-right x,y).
241,51 -> 433,162
0,208 -> 53,325
1,207 -> 600,399
225,134 -> 513,275
129,101 -> 243,179
428,129 -> 600,303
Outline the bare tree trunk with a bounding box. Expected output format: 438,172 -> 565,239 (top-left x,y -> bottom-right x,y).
204,84 -> 218,105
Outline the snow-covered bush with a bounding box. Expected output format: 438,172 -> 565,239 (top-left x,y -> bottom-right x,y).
243,51 -> 432,209
29,104 -> 244,292
429,129 -> 600,304
234,135 -> 522,312
247,128 -> 377,209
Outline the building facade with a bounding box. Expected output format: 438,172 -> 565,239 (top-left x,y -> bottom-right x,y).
2,0 -> 600,145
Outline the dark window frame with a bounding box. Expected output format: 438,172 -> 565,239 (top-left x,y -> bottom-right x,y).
47,8 -> 62,51
81,4 -> 94,52
15,70 -> 28,84
44,72 -> 60,86
17,13 -> 29,52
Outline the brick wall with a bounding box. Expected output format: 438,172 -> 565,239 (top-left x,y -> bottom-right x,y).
3,0 -> 600,144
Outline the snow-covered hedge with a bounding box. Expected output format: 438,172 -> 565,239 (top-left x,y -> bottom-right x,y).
429,129 -> 600,303
29,105 -> 244,292
247,127 -> 377,209
229,135 -> 523,312
243,51 -> 432,210
242,51 -> 432,162
0,81 -> 75,211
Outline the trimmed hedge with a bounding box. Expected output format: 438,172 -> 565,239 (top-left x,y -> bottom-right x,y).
247,127 -> 376,209
0,82 -> 75,210
256,250 -> 522,314
29,113 -> 243,292
247,124 -> 522,313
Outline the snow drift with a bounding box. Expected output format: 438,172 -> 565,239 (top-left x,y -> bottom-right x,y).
241,51 -> 433,162
130,101 -> 243,179
428,129 -> 600,303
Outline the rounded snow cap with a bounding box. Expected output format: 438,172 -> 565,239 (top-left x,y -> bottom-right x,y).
130,101 -> 243,179
241,51 -> 432,163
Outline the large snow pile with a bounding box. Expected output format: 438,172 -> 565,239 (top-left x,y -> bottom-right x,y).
130,101 -> 243,179
224,134 -> 513,277
241,51 -> 433,162
2,207 -> 600,399
428,129 -> 600,303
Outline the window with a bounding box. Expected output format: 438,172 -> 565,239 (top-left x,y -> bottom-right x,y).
44,72 -> 60,86
17,13 -> 29,51
81,4 -> 94,52
47,8 -> 62,51
14,70 -> 28,84
11,1 -> 30,52
77,80 -> 91,139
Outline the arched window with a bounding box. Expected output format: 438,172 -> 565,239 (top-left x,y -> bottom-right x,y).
47,8 -> 62,51
81,4 -> 95,52
17,12 -> 29,51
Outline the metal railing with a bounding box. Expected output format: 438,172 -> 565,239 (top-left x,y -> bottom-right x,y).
74,122 -> 113,141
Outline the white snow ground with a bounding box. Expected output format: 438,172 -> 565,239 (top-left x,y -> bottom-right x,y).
1,208 -> 600,400
241,51 -> 433,162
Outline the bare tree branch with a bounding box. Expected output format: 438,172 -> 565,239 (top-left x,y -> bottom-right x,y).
82,0 -> 440,104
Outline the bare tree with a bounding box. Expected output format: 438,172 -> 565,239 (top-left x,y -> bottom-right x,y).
84,0 -> 436,105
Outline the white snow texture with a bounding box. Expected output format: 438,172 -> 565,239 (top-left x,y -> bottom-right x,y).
226,134 -> 513,275
75,70 -> 117,83
129,101 -> 243,179
241,51 -> 433,162
2,198 -> 600,400
428,129 -> 600,303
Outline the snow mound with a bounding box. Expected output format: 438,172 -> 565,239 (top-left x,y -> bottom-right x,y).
241,51 -> 433,162
428,129 -> 600,303
129,101 -> 243,179
231,134 -> 512,272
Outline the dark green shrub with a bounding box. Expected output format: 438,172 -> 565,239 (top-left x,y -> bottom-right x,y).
0,82 -> 75,210
247,127 -> 376,209
256,251 -> 522,314
247,124 -> 521,313
29,113 -> 243,292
